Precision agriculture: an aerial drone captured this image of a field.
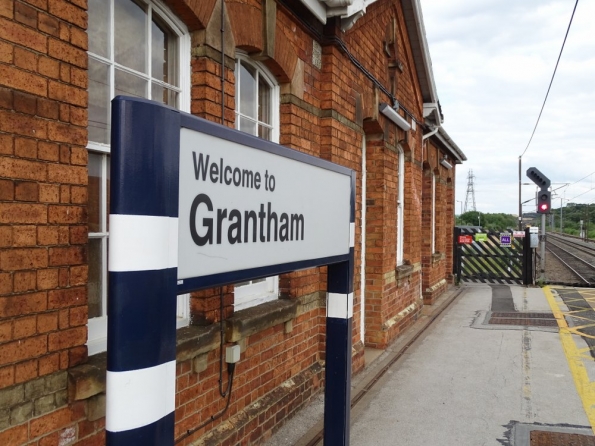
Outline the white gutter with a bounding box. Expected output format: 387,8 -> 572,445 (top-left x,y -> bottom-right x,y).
300,0 -> 327,23
436,127 -> 467,162
299,0 -> 375,30
411,1 -> 438,107
422,124 -> 439,141
322,0 -> 354,7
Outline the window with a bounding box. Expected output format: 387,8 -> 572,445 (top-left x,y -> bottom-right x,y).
235,53 -> 279,142
432,173 -> 436,254
233,53 -> 280,310
396,147 -> 405,266
360,136 -> 367,344
86,0 -> 190,355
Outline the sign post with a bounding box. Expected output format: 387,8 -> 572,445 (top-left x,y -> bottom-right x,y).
108,97 -> 355,445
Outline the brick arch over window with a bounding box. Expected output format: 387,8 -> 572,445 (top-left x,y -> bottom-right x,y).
165,0 -> 216,30
226,3 -> 297,83
227,2 -> 263,53
267,23 -> 298,83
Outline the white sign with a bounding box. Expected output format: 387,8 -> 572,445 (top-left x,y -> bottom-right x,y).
177,128 -> 351,280
529,226 -> 539,234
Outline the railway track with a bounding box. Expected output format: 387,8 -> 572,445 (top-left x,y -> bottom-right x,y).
546,233 -> 595,285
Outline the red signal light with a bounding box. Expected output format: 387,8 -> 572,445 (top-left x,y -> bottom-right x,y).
537,189 -> 551,214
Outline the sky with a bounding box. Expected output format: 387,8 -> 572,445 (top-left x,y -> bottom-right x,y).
418,0 -> 595,216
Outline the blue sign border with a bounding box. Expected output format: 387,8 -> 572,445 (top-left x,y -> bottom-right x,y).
112,96 -> 355,295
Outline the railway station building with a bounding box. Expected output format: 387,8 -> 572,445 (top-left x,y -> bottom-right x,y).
0,0 -> 466,444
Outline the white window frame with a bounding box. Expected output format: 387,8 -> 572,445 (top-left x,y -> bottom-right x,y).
234,51 -> 280,143
233,276 -> 279,311
86,0 -> 191,355
360,135 -> 366,344
233,52 -> 280,310
396,147 -> 405,266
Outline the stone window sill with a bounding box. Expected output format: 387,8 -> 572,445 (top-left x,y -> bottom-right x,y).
396,263 -> 414,280
432,252 -> 445,265
68,299 -> 298,403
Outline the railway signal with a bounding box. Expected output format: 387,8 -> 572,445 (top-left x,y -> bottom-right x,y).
526,166 -> 551,282
526,167 -> 551,214
526,167 -> 551,189
537,190 -> 551,214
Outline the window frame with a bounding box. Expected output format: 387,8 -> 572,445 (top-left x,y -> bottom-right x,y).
396,147 -> 405,266
233,52 -> 280,310
86,0 -> 191,356
234,51 -> 280,144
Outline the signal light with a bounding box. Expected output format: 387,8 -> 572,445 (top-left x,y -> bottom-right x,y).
537,190 -> 551,214
526,167 -> 551,189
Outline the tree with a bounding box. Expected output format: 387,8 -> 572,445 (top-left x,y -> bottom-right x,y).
550,202 -> 594,238
457,212 -> 517,232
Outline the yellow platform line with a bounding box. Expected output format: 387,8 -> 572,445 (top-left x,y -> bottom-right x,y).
569,329 -> 595,341
566,312 -> 594,318
544,286 -> 595,434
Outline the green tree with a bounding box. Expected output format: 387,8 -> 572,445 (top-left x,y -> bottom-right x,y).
457,212 -> 517,232
549,202 -> 594,238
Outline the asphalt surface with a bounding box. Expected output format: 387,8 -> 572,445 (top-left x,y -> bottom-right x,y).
265,284 -> 595,446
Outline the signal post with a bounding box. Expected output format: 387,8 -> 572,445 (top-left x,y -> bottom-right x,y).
526,167 -> 551,281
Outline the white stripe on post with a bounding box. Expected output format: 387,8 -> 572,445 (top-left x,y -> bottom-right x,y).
349,222 -> 355,248
326,292 -> 354,319
106,360 -> 176,432
109,215 -> 179,272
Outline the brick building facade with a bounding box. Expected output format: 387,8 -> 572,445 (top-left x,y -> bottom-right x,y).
0,0 -> 465,444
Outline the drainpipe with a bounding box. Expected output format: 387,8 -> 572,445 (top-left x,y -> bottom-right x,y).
422,102 -> 440,141
422,124 -> 439,141
421,113 -> 439,167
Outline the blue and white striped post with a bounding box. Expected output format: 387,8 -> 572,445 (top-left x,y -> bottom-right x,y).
106,96 -> 356,445
107,97 -> 180,445
324,175 -> 355,445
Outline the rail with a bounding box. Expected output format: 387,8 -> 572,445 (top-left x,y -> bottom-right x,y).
546,237 -> 595,285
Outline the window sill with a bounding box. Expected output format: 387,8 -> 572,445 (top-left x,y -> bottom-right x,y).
68,299 -> 299,402
432,252 -> 445,265
68,352 -> 107,401
226,298 -> 298,342
395,262 -> 422,287
396,264 -> 414,280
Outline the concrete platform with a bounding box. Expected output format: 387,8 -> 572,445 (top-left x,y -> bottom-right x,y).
264,284 -> 595,446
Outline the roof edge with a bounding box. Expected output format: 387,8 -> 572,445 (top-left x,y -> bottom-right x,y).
402,0 -> 440,124
434,127 -> 467,163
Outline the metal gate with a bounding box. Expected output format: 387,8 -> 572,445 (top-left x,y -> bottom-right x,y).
453,227 -> 532,285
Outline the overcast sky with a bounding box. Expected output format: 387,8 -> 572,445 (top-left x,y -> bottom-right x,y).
419,0 -> 595,216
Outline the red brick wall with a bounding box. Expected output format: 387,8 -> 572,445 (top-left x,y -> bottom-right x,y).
445,176 -> 455,281
0,0 -> 459,444
0,1 -> 91,443
174,300 -> 327,445
420,139 -> 456,303
1,0 -> 88,388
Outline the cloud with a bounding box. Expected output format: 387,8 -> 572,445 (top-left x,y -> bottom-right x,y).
420,0 -> 595,214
